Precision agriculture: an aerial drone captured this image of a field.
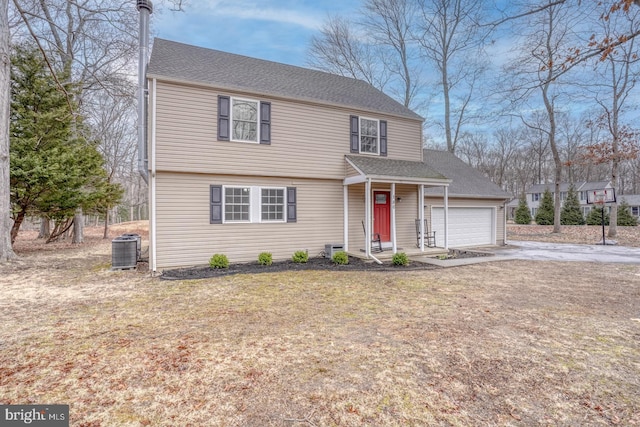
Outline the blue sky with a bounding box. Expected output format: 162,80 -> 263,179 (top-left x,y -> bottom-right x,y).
151,0 -> 362,67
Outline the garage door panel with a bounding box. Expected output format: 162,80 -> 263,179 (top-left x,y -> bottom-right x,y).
432,207 -> 494,247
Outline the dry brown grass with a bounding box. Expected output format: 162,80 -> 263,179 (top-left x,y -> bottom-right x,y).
1,222 -> 639,426
508,224 -> 640,247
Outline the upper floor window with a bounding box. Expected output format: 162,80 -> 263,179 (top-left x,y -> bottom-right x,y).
218,95 -> 271,145
360,118 -> 379,154
532,193 -> 540,202
232,98 -> 258,142
350,115 -> 387,156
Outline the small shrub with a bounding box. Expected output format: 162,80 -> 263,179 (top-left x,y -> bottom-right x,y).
258,252 -> 273,266
392,252 -> 409,266
332,251 -> 349,265
292,250 -> 308,263
209,253 -> 229,269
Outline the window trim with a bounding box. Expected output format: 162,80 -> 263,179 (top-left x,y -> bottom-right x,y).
260,187 -> 286,223
223,186 -> 251,223
350,115 -> 387,156
359,116 -> 380,155
219,185 -> 293,224
230,97 -> 260,143
218,96 -> 271,144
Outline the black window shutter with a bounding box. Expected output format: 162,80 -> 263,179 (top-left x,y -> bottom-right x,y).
210,185 -> 223,224
218,96 -> 230,141
287,187 -> 297,223
350,115 -> 359,153
380,120 -> 387,157
260,101 -> 271,145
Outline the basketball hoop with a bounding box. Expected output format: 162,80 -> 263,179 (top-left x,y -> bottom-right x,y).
586,189 -> 616,205
586,188 -> 616,246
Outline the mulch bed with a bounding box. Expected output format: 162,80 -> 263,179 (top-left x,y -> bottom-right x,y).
160,249 -> 490,280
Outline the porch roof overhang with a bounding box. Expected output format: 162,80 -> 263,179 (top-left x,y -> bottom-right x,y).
344,155 -> 451,187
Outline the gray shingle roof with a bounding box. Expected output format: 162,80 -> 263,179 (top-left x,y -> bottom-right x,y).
422,149 -> 511,199
619,194 -> 640,206
147,38 -> 423,121
527,181 -> 611,193
346,155 -> 448,182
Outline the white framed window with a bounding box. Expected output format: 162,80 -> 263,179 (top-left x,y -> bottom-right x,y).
261,188 -> 285,222
224,187 -> 251,222
360,117 -> 379,154
231,98 -> 259,142
632,206 -> 639,216
532,193 -> 540,202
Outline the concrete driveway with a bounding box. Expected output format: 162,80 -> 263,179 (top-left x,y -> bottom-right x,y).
491,240 -> 640,264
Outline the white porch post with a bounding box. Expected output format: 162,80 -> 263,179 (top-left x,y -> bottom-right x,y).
444,185 -> 449,250
419,184 -> 425,251
365,179 -> 371,258
343,185 -> 349,252
391,183 -> 397,254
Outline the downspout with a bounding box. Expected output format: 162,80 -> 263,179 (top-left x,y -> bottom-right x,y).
444,186 -> 449,249
137,0 -> 153,184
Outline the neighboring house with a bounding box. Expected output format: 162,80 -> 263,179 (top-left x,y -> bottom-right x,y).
422,149 -> 511,248
523,181 -> 612,218
619,195 -> 640,219
145,39 -> 502,271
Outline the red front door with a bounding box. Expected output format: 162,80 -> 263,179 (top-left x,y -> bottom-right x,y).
373,191 -> 391,242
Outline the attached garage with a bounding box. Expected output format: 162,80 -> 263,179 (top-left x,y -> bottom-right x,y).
431,207 -> 495,248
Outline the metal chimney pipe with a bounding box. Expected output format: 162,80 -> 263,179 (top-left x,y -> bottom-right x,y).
137,0 -> 153,184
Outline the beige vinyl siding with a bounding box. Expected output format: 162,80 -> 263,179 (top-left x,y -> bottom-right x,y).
154,172 -> 346,269
154,81 -> 422,179
424,197 -> 506,245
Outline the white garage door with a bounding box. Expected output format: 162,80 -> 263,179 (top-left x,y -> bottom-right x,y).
431,207 -> 495,247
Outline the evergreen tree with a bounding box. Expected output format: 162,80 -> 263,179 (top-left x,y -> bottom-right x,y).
514,193 -> 532,224
535,189 -> 555,225
9,44 -> 119,243
560,184 -> 584,225
616,200 -> 638,226
586,206 -> 610,226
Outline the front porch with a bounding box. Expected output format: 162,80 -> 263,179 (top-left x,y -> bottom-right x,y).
344,155 -> 453,261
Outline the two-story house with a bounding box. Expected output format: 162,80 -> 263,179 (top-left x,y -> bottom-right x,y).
508,181 -> 613,219
145,39 -> 506,272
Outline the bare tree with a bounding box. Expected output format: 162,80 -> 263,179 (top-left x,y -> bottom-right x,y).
592,5 -> 640,237
84,80 -> 137,238
414,0 -> 487,153
308,16 -> 390,90
362,0 -> 421,107
308,0 -> 424,110
504,0 -> 585,233
0,0 -> 16,262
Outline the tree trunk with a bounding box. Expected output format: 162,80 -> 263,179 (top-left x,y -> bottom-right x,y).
103,209 -> 109,239
10,209 -> 26,246
72,208 -> 84,243
0,0 -> 16,262
38,216 -> 50,239
608,162 -> 618,238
